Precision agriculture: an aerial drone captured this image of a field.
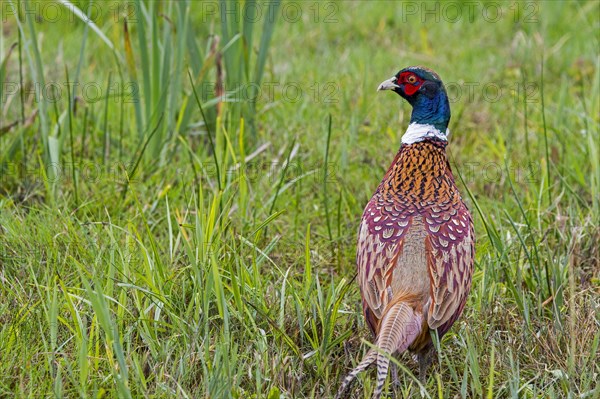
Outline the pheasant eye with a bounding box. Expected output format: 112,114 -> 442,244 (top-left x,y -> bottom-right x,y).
407,75 -> 417,84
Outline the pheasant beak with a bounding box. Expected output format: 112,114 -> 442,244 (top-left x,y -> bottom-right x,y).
377,77 -> 400,92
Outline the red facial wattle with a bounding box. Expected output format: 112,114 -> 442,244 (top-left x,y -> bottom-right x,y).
397,72 -> 423,96
403,83 -> 421,96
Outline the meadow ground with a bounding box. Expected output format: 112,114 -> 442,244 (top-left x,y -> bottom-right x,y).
0,1 -> 598,398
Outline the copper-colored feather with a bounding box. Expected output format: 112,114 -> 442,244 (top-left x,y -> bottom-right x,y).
337,139 -> 474,398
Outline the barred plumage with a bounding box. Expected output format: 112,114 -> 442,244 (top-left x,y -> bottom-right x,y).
337,67 -> 474,399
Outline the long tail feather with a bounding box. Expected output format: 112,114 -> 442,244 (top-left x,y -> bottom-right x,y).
336,301 -> 422,399
334,348 -> 377,399
372,302 -> 421,398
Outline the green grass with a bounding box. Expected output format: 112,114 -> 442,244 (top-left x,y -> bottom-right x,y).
1,1 -> 599,398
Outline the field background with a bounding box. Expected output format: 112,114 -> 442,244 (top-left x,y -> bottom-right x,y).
1,1 -> 598,398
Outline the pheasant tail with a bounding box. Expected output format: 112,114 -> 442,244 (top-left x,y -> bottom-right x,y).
335,301 -> 422,399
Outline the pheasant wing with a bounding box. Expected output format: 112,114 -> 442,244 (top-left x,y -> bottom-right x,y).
356,196 -> 412,334
424,203 -> 474,334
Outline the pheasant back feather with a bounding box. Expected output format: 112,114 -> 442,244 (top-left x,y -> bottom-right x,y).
337,140 -> 474,398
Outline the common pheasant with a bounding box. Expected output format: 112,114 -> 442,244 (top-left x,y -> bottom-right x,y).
336,66 -> 475,398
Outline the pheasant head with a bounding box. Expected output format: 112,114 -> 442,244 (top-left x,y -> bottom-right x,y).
378,66 -> 451,144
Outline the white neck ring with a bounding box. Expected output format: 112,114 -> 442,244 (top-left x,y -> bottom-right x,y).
401,122 -> 449,144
